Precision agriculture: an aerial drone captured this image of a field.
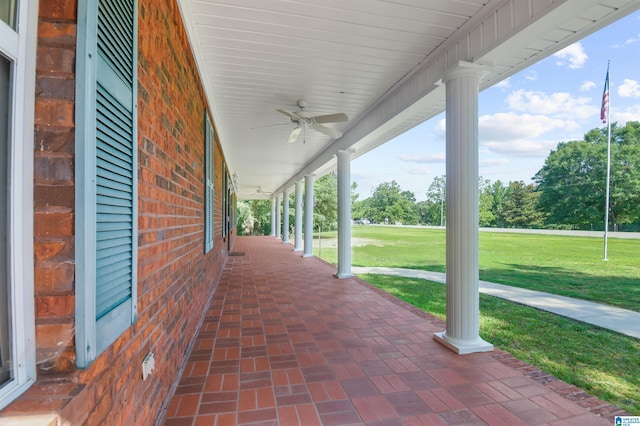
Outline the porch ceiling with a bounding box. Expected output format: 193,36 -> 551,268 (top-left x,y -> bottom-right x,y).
177,0 -> 640,200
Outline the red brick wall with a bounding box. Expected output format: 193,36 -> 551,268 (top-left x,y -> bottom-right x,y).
1,0 -> 231,423
33,0 -> 78,375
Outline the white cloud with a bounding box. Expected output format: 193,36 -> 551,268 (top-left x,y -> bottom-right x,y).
434,118 -> 446,138
495,78 -> 511,89
398,153 -> 445,163
435,108 -> 582,158
352,169 -> 388,183
613,33 -> 640,48
552,42 -> 588,69
483,139 -> 559,156
479,112 -> 570,141
506,89 -> 595,120
618,79 -> 640,98
525,71 -> 538,81
405,165 -> 433,175
581,80 -> 596,91
626,34 -> 640,45
480,158 -> 509,167
613,104 -> 640,124
478,113 -> 577,157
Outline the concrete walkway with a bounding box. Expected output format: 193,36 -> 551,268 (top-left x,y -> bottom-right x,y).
352,266 -> 640,340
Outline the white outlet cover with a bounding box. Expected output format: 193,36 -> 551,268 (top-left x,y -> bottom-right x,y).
142,352 -> 155,380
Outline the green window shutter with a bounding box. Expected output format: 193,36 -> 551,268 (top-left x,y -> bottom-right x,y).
222,163 -> 227,238
204,114 -> 214,253
94,0 -> 137,350
75,0 -> 138,366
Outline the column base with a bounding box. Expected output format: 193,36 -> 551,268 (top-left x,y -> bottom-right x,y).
293,247 -> 303,252
334,272 -> 353,279
434,331 -> 493,355
302,253 -> 314,258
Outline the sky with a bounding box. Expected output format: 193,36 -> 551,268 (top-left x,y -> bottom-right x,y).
351,11 -> 640,202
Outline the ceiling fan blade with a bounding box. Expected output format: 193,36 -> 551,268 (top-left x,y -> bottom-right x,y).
251,122 -> 291,130
286,126 -> 302,143
277,109 -> 298,120
314,124 -> 342,139
312,113 -> 348,124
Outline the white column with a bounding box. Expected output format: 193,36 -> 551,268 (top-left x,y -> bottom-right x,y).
434,64 -> 493,355
282,188 -> 291,244
293,180 -> 304,251
270,197 -> 276,236
275,193 -> 282,239
336,150 -> 354,278
303,174 -> 315,258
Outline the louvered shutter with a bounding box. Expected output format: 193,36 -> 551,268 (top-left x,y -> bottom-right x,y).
222,164 -> 227,238
95,0 -> 137,347
204,115 -> 214,253
75,0 -> 137,366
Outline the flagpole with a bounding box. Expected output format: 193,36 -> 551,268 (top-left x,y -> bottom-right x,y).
603,61 -> 611,261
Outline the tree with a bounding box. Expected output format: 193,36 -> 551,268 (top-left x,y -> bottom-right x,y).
236,200 -> 251,235
311,173 -> 359,232
423,175 -> 493,227
425,175 -> 446,226
486,180 -> 510,228
237,199 -> 272,235
415,200 -> 436,225
478,177 -> 495,227
352,197 -> 373,223
535,121 -> 640,229
313,174 -> 337,232
359,180 -> 420,224
502,181 -> 544,228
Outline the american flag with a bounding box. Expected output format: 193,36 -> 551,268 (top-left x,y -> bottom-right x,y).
601,67 -> 609,124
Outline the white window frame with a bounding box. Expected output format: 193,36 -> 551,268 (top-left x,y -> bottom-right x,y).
0,0 -> 38,411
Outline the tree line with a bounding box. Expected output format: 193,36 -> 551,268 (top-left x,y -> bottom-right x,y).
239,121 -> 640,234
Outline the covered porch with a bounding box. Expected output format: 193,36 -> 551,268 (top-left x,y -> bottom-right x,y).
164,236 -> 622,425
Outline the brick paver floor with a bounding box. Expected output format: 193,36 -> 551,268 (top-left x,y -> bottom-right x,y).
164,236 -> 624,425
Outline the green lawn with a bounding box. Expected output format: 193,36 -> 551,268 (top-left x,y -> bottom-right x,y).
315,226 -> 640,312
361,273 -> 640,414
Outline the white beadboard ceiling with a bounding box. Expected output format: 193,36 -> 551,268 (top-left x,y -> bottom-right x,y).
176,0 -> 640,200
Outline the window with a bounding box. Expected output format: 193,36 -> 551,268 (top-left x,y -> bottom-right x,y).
0,0 -> 17,29
0,0 -> 37,410
1,49 -> 11,391
204,113 -> 214,253
75,0 -> 138,367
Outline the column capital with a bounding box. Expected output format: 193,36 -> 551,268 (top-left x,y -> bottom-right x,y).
337,148 -> 355,157
442,61 -> 488,84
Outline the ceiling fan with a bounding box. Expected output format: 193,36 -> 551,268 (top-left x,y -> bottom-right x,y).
250,186 -> 270,196
277,100 -> 348,143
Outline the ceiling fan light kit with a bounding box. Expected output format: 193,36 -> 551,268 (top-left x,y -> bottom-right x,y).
277,100 -> 348,143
